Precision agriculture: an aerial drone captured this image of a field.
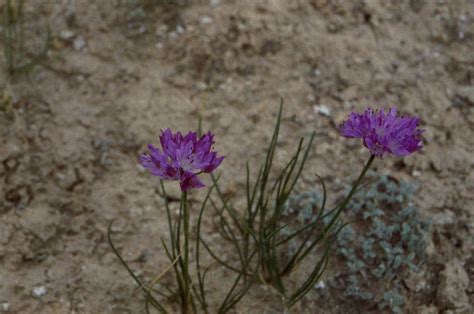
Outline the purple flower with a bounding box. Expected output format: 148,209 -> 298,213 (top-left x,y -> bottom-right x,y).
340,107 -> 424,158
140,129 -> 224,191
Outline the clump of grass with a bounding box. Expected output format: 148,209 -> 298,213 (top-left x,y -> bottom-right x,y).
206,102 -> 377,309
0,0 -> 51,75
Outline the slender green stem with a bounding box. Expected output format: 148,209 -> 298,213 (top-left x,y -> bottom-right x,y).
345,155 -> 375,202
183,191 -> 189,281
324,154 -> 375,232
195,182 -> 216,313
181,191 -> 191,313
290,154 -> 376,270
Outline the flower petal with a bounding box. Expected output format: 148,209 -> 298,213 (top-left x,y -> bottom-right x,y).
180,171 -> 206,191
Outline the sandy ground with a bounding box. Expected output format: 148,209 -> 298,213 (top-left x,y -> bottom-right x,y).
0,0 -> 473,313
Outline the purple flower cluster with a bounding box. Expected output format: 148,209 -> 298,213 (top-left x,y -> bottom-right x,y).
340,107 -> 424,158
140,129 -> 224,191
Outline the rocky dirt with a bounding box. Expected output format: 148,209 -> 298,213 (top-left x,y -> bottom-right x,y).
0,0 -> 473,313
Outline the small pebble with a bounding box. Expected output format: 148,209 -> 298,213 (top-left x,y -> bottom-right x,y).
210,0 -> 221,6
314,280 -> 326,289
176,25 -> 185,34
59,30 -> 75,41
137,164 -> 146,173
201,16 -> 213,24
416,280 -> 427,291
4,158 -> 18,170
196,81 -> 208,91
314,105 -> 331,117
1,303 -> 10,311
412,170 -> 421,177
73,36 -> 86,51
32,286 -> 47,298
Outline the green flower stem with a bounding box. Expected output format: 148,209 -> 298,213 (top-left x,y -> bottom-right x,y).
182,191 -> 191,313
325,154 -> 375,234
342,154 -> 375,209
284,155 -> 375,274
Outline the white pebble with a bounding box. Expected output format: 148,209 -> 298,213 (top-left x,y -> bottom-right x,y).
137,164 -> 146,173
59,30 -> 75,41
196,81 -> 208,91
201,16 -> 213,24
73,36 -> 86,51
176,25 -> 185,34
1,303 -> 10,311
412,170 -> 421,177
210,0 -> 220,6
415,280 -> 427,291
314,280 -> 326,289
32,286 -> 47,298
314,105 -> 331,117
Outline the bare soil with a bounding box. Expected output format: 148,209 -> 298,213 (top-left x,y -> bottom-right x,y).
0,0 -> 473,313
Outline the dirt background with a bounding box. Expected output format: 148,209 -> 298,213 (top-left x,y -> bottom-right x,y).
0,0 -> 473,313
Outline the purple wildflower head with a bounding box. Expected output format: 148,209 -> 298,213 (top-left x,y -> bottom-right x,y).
139,129 -> 224,191
340,107 -> 424,158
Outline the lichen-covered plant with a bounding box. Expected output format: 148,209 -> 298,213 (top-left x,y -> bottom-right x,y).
282,174 -> 430,313
334,174 -> 430,313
